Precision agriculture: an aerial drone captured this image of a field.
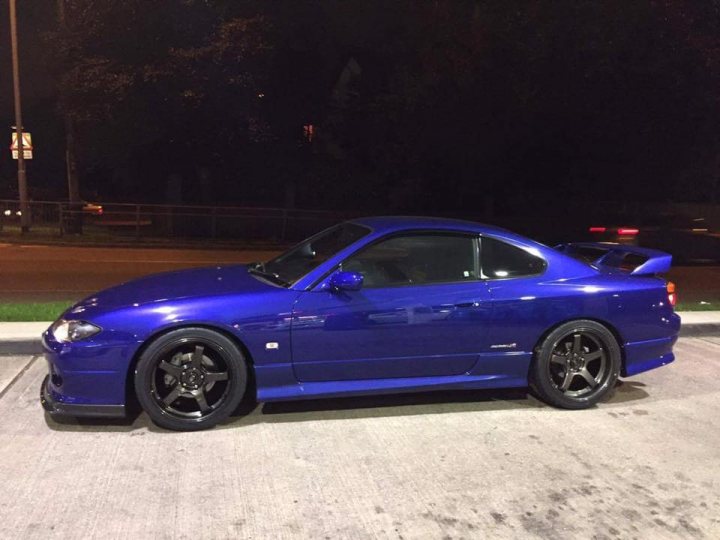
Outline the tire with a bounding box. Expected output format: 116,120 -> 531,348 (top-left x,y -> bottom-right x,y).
529,320 -> 620,409
134,327 -> 248,431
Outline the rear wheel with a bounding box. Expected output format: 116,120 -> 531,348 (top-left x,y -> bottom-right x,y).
530,320 -> 620,409
134,328 -> 247,431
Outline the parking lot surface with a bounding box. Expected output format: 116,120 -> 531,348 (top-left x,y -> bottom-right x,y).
1,338 -> 719,539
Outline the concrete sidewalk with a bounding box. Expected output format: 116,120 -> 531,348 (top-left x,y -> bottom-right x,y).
0,322 -> 49,354
1,312 -> 719,354
673,310 -> 720,337
1,338 -> 720,538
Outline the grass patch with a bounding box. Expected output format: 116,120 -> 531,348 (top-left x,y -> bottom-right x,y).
0,301 -> 73,322
676,300 -> 720,312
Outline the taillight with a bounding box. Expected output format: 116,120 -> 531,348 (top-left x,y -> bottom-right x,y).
589,227 -> 606,233
618,228 -> 639,236
667,281 -> 676,307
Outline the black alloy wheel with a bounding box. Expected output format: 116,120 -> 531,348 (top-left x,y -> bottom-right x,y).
530,320 -> 620,409
135,328 -> 248,431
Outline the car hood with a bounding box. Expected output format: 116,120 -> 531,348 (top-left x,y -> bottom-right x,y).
68,265 -> 274,314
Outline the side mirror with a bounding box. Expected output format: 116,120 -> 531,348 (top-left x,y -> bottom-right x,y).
327,271 -> 364,292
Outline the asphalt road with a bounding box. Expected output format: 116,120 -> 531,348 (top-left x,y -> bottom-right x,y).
1,243 -> 719,305
0,244 -> 280,302
0,338 -> 719,539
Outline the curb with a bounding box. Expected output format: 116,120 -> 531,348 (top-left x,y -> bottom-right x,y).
1,323 -> 718,356
679,323 -> 720,338
0,340 -> 43,355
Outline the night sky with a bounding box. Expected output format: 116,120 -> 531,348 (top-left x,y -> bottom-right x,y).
1,1 -> 719,217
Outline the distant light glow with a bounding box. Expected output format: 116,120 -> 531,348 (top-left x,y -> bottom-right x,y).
494,270 -> 509,277
303,124 -> 315,142
667,281 -> 676,307
589,227 -> 606,233
617,228 -> 639,235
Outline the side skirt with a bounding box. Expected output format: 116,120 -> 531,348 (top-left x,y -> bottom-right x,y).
257,372 -> 529,402
254,351 -> 533,402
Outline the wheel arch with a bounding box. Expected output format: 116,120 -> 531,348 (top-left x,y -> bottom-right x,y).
124,323 -> 256,407
532,317 -> 627,374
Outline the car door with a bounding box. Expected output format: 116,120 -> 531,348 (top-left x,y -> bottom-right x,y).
478,234 -> 552,355
290,232 -> 492,381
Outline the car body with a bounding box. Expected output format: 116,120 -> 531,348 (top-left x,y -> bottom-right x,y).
82,202 -> 104,216
41,216 -> 681,430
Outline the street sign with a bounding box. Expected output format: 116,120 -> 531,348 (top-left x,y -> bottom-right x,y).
10,131 -> 32,160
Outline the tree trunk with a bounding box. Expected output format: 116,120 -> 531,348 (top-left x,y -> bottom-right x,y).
58,0 -> 83,234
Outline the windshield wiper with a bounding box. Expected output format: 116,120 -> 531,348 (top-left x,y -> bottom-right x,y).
248,264 -> 290,287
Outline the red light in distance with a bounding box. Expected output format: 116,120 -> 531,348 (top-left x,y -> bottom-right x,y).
617,228 -> 639,235
667,281 -> 676,307
589,227 -> 606,233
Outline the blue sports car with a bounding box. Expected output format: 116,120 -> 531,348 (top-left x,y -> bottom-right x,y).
41,217 -> 680,431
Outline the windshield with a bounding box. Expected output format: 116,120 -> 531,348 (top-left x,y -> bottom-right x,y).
260,222 -> 371,285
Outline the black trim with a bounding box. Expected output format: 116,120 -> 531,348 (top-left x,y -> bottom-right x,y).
40,375 -> 126,418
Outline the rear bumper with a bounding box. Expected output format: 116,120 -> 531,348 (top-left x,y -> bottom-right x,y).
41,374 -> 125,418
622,313 -> 681,377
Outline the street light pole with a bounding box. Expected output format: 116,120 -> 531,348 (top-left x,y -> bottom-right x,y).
9,0 -> 30,232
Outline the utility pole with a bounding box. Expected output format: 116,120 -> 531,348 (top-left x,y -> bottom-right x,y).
9,0 -> 30,232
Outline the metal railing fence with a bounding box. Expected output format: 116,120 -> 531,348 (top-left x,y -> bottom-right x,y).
0,200 -> 355,243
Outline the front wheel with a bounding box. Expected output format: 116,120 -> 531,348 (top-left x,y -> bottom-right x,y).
134,328 -> 248,431
530,320 -> 620,409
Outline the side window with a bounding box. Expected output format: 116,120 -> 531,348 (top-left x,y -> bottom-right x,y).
481,236 -> 546,278
343,234 -> 477,288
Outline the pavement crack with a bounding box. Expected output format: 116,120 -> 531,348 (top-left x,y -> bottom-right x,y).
0,355 -> 40,400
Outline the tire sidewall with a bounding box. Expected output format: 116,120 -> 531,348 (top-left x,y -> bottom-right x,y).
134,328 -> 248,431
531,320 -> 621,409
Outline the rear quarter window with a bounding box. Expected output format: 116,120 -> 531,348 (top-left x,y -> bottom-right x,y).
481,236 -> 547,278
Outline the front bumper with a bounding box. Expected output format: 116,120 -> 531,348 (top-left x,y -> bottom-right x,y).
41,327 -> 134,418
41,374 -> 125,418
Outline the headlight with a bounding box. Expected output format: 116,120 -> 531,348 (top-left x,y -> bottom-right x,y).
51,319 -> 101,343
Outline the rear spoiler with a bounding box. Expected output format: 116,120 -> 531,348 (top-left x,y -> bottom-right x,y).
555,242 -> 672,275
